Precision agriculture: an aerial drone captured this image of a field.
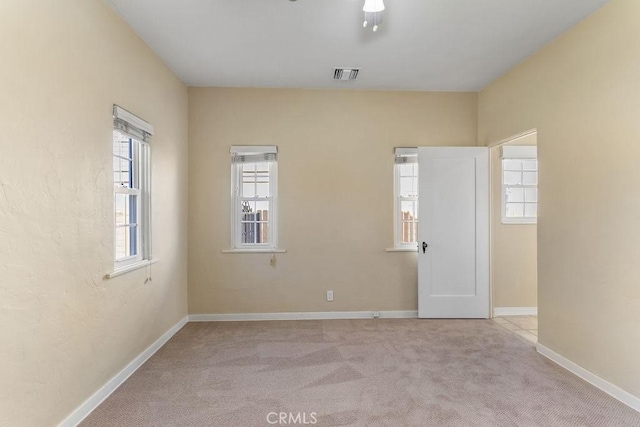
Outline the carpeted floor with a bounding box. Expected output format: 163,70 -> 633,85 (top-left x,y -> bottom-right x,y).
82,319 -> 640,426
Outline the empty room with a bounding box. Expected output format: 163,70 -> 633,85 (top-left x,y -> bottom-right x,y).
2,0 -> 640,426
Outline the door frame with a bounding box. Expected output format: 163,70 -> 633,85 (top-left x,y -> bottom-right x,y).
487,128 -> 538,318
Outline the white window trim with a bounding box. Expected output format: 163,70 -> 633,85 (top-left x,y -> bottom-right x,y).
106,258 -> 160,279
501,145 -> 537,225
221,249 -> 287,254
114,140 -> 143,269
385,247 -> 417,253
111,105 -> 153,274
393,147 -> 419,250
227,146 -> 281,252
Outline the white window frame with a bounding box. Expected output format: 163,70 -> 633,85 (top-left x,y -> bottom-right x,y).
501,145 -> 538,225
230,146 -> 278,251
112,105 -> 153,271
393,147 -> 419,250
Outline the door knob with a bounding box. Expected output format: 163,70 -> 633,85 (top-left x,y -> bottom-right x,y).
422,242 -> 428,253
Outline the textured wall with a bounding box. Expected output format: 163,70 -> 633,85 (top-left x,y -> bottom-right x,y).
490,133 -> 538,308
0,1 -> 189,425
479,0 -> 640,398
188,87 -> 477,315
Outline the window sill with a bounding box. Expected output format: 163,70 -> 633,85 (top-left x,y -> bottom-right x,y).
385,248 -> 418,252
501,220 -> 537,225
105,258 -> 160,279
221,249 -> 287,254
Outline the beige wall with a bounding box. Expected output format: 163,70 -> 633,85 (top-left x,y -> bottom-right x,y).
479,0 -> 640,398
188,88 -> 477,314
491,133 -> 537,308
0,1 -> 189,425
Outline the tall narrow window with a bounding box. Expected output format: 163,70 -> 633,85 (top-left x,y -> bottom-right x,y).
230,146 -> 278,250
501,145 -> 537,224
113,105 -> 152,269
394,148 -> 418,249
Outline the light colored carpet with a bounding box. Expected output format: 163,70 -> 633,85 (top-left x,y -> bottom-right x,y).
82,319 -> 640,426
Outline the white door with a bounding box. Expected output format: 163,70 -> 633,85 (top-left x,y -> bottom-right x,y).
418,147 -> 490,318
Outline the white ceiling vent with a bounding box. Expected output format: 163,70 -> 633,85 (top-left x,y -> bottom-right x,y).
333,68 -> 359,81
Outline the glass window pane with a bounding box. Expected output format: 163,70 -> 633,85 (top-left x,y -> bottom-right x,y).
113,131 -> 132,158
506,187 -> 524,203
242,163 -> 256,173
115,194 -> 138,226
239,200 -> 270,244
115,227 -> 126,259
242,183 -> 255,198
254,200 -> 269,213
522,160 -> 537,171
256,172 -> 269,183
400,177 -> 417,197
401,201 -> 417,220
523,171 -> 538,185
503,159 -> 522,171
241,163 -> 270,197
399,163 -> 416,177
113,156 -> 132,188
525,188 -> 538,202
129,225 -> 138,256
506,203 -> 524,218
130,195 -> 138,224
504,171 -> 522,185
113,132 -> 138,190
115,194 -> 129,226
256,182 -> 270,198
524,203 -> 538,218
115,225 -> 138,260
401,221 -> 418,244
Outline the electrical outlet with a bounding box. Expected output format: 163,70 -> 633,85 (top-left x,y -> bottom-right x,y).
372,311 -> 380,318
326,290 -> 334,302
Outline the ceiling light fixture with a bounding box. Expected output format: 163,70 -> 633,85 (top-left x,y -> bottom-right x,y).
363,0 -> 385,32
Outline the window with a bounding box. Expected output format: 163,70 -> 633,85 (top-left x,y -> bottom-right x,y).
230,146 -> 278,250
113,105 -> 152,269
501,145 -> 538,224
394,148 -> 418,249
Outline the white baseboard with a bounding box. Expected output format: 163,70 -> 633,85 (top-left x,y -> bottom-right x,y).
493,307 -> 537,316
189,310 -> 418,322
536,343 -> 640,413
59,316 -> 189,427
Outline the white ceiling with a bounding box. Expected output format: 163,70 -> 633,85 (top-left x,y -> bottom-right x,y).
107,0 -> 608,91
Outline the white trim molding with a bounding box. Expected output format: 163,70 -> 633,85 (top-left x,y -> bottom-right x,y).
221,249 -> 287,254
536,343 -> 640,413
59,316 -> 189,427
493,307 -> 538,316
189,310 -> 418,322
105,258 -> 160,279
488,128 -> 537,148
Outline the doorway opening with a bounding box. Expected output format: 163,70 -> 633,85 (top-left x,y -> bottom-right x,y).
489,130 -> 538,344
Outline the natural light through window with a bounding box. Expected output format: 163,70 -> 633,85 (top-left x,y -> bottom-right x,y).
113,131 -> 140,261
501,145 -> 538,224
394,148 -> 418,249
112,105 -> 153,270
230,146 -> 278,250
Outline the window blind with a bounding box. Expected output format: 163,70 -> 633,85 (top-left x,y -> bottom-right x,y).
394,147 -> 418,164
230,146 -> 278,163
113,105 -> 154,143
